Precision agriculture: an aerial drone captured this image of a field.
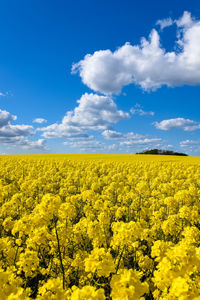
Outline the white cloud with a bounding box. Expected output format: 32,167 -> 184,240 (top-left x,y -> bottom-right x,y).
0,136 -> 47,150
130,104 -> 154,116
64,139 -> 121,153
156,17 -> 174,30
180,139 -> 200,154
176,11 -> 193,27
0,109 -> 34,137
66,135 -> 94,141
0,109 -> 17,127
164,144 -> 174,149
101,131 -> 161,152
0,92 -> 6,97
20,138 -> 47,150
0,108 -> 47,150
180,139 -> 200,147
154,118 -> 200,131
40,124 -> 89,139
0,124 -> 34,137
72,11 -> 200,94
102,129 -> 143,140
102,130 -> 123,139
33,118 -> 47,124
41,93 -> 130,138
120,138 -> 162,147
107,144 -> 117,151
64,139 -> 105,152
184,124 -> 200,131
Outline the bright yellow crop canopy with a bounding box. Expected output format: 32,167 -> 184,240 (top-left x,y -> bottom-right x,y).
0,154 -> 200,299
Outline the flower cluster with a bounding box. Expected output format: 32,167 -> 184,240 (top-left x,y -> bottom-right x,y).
0,154 -> 200,299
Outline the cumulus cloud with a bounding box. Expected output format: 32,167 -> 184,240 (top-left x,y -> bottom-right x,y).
64,139 -> 105,152
41,93 -> 130,138
0,109 -> 17,127
64,134 -> 164,153
0,109 -> 34,137
33,118 -> 47,124
0,108 -> 47,150
130,104 -> 154,116
0,124 -> 34,137
180,139 -> 200,147
107,144 -> 117,151
101,131 -> 163,152
102,129 -> 143,140
154,118 -> 200,131
176,11 -> 193,27
156,17 -> 174,30
0,136 -> 47,150
18,138 -> 47,150
64,139 -> 122,153
72,11 -> 200,94
180,139 -> 200,154
102,130 -> 123,139
120,138 -> 162,147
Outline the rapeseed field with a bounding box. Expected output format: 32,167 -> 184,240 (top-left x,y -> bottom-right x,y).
1,154 -> 200,299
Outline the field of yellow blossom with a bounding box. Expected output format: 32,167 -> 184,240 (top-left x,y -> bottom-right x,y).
1,154 -> 200,299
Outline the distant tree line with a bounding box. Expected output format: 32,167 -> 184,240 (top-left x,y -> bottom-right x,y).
136,149 -> 188,156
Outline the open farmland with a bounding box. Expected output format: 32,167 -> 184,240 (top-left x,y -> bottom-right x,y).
1,154 -> 200,299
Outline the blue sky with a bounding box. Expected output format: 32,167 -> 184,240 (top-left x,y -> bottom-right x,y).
1,0 -> 200,155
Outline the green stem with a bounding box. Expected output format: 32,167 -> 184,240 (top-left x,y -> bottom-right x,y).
13,245 -> 19,267
115,246 -> 125,274
54,218 -> 65,289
